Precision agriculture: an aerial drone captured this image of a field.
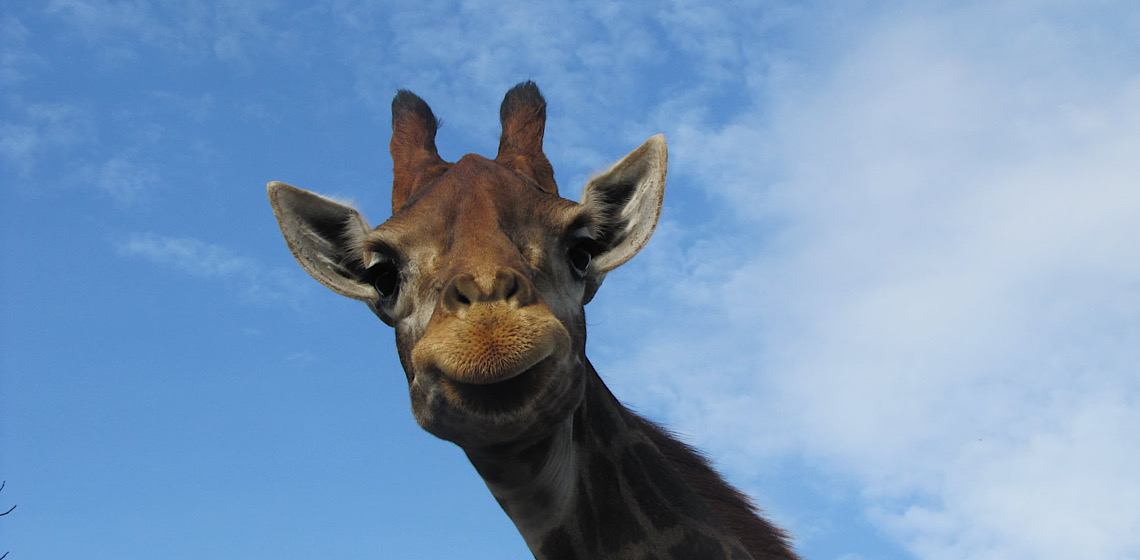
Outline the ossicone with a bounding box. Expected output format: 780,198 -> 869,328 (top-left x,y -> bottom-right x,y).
496,81 -> 557,194
390,90 -> 448,211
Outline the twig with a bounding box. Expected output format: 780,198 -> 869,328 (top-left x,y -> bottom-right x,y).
1,480 -> 12,559
0,480 -> 12,515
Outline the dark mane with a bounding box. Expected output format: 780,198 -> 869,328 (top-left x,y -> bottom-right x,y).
633,414 -> 799,559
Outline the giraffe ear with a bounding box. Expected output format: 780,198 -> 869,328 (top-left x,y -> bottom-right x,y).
268,181 -> 376,301
579,134 -> 667,302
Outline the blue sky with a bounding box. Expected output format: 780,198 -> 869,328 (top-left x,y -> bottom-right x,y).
2,1 -> 1138,559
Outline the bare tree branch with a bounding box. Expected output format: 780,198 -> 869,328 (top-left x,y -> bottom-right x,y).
0,480 -> 12,516
1,480 -> 11,559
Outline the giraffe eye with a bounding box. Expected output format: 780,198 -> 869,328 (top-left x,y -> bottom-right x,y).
567,245 -> 592,276
566,227 -> 600,278
365,253 -> 401,299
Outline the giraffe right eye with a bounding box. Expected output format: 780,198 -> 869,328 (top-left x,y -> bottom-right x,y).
365,255 -> 401,299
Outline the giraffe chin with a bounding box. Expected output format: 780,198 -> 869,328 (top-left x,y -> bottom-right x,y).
438,356 -> 558,412
406,304 -> 579,446
411,351 -> 584,449
407,321 -> 580,447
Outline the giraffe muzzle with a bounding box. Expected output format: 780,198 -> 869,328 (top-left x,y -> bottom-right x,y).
410,301 -> 572,386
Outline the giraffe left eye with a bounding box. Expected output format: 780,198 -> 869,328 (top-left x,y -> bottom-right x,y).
567,245 -> 592,276
566,227 -> 600,278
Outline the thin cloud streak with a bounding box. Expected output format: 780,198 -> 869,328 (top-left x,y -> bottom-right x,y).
118,232 -> 311,306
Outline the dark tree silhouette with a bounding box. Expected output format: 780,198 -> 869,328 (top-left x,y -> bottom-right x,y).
1,480 -> 13,560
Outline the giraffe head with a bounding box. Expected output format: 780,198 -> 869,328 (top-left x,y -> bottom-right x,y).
269,82 -> 665,449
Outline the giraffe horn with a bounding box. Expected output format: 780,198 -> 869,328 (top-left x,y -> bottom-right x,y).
390,90 -> 449,212
495,81 -> 558,195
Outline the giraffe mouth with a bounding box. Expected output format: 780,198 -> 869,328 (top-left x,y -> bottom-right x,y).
409,303 -> 574,427
437,357 -> 555,414
411,302 -> 572,386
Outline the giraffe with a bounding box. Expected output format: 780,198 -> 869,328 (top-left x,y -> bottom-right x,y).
268,82 -> 798,560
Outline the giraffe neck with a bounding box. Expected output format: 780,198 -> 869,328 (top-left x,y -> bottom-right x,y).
463,361 -> 796,560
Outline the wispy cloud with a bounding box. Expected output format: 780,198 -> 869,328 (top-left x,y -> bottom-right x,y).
1,15 -> 44,86
117,232 -> 311,306
43,0 -> 302,64
45,0 -> 180,62
590,5 -> 1140,560
88,156 -> 161,204
0,100 -> 165,205
0,102 -> 93,178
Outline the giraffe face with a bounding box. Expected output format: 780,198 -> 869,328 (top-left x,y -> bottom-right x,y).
365,155 -> 595,447
269,83 -> 666,449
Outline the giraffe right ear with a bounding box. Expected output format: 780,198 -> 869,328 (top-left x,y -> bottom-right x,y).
579,134 -> 667,303
268,181 -> 376,301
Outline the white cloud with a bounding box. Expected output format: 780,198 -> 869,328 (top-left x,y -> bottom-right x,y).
45,0 -> 178,62
0,102 -> 93,178
591,5 -> 1140,560
335,0 -> 692,175
1,15 -> 44,86
90,156 -> 160,204
42,0 -> 299,64
0,100 -> 167,205
118,233 -> 311,306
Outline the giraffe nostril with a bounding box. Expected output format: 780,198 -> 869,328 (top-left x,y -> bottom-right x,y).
442,269 -> 535,312
503,274 -> 519,300
442,273 -> 481,312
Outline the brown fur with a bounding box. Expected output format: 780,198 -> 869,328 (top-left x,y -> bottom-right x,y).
390,90 -> 450,211
495,81 -> 558,194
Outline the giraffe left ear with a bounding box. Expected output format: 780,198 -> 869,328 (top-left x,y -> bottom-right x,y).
579,134 -> 667,302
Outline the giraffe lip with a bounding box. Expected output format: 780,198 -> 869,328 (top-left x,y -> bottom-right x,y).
440,349 -> 551,385
410,302 -> 572,386
436,357 -> 553,413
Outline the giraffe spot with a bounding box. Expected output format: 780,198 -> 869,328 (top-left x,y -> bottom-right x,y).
532,488 -> 553,510
633,443 -> 713,523
588,454 -> 646,552
540,527 -> 579,560
471,459 -> 510,485
518,434 -> 555,474
576,473 -> 598,548
572,405 -> 588,445
619,447 -> 680,530
583,386 -> 620,445
731,545 -> 755,560
668,531 -> 727,560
